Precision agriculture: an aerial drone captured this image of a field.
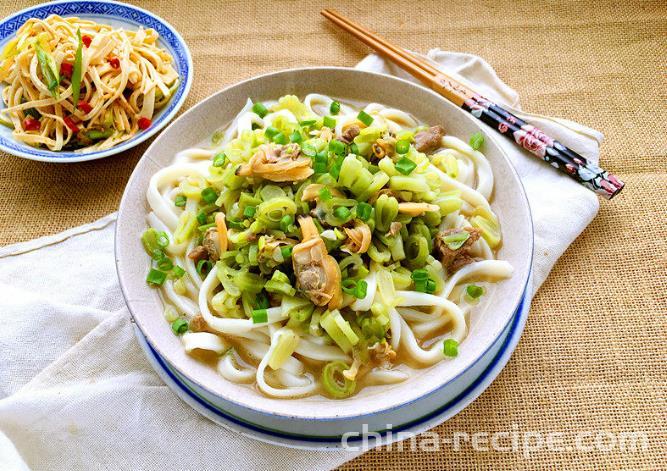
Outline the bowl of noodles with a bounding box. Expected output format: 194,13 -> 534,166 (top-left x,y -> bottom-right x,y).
0,0 -> 192,162
116,67 -> 532,447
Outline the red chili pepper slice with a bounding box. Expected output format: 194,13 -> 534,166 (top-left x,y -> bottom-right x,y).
108,56 -> 120,69
60,62 -> 73,78
77,100 -> 93,113
23,116 -> 40,131
82,35 -> 92,47
63,115 -> 79,133
137,117 -> 152,130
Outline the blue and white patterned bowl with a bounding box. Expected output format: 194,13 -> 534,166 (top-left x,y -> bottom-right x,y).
133,282 -> 532,449
0,0 -> 193,163
116,68 -> 534,448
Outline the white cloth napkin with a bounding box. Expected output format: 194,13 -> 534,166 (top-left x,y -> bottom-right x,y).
0,50 -> 600,471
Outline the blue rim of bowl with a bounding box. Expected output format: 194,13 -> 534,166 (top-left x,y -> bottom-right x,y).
137,284 -> 529,445
118,65 -> 535,422
0,0 -> 193,163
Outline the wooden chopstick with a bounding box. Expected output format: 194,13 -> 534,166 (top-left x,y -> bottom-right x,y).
320,9 -> 625,199
320,9 -> 438,87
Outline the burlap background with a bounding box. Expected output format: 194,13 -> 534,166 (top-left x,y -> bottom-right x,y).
0,0 -> 664,469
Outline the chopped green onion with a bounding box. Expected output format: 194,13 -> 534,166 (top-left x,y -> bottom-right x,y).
301,143 -> 317,157
330,100 -> 341,115
255,291 -> 270,309
356,202 -> 372,221
35,43 -> 59,99
24,107 -> 40,119
227,218 -> 245,230
289,131 -> 303,143
328,139 -> 346,156
395,157 -> 417,175
155,231 -> 169,248
466,284 -> 485,299
425,279 -> 436,294
243,205 -> 257,218
213,153 -> 226,167
172,266 -> 186,278
85,129 -> 113,140
201,187 -> 218,204
252,102 -> 268,118
279,214 -> 294,232
273,132 -> 288,145
411,269 -> 429,281
146,269 -> 167,286
413,279 -> 427,292
323,116 -> 336,129
469,131 -> 485,151
321,360 -> 356,398
395,139 -> 410,154
299,119 -> 316,126
443,339 -> 459,357
333,206 -> 351,220
357,110 -> 373,126
349,142 -> 360,155
342,278 -> 357,295
171,318 -> 188,335
329,155 -> 344,179
313,151 -> 328,173
196,212 -> 207,225
441,230 -> 470,250
265,126 -> 280,139
196,259 -> 213,277
151,248 -> 165,261
157,257 -> 173,271
252,308 -> 268,324
319,187 -> 332,201
280,245 -> 292,259
356,280 -> 368,299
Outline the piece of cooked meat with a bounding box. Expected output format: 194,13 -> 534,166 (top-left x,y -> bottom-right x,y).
236,143 -> 313,182
341,124 -> 360,144
202,228 -> 220,262
292,216 -> 342,309
187,245 -> 209,263
414,125 -> 445,153
435,227 -> 481,272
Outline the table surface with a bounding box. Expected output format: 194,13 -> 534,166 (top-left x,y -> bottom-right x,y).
1,0 -> 665,469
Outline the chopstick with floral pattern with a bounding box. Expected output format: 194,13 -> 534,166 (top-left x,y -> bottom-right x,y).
321,9 -> 624,199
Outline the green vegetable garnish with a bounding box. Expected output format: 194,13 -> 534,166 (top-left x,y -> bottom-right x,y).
469,131 -> 485,151
443,339 -> 459,357
72,29 -> 83,105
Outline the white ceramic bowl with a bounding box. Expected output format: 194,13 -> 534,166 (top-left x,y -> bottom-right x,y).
115,67 -> 533,446
0,0 -> 193,162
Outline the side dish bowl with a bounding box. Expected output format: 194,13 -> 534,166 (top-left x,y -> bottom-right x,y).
116,67 -> 533,443
0,0 -> 192,163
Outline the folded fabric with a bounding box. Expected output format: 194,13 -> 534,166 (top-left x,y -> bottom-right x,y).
0,50 -> 599,471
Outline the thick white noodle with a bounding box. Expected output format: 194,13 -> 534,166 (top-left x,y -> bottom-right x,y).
441,260 -> 514,299
442,136 -> 494,199
295,338 -> 351,362
219,98 -> 253,146
217,349 -> 256,383
255,329 -> 318,398
163,279 -> 198,319
350,271 -> 376,312
365,368 -> 410,385
146,163 -> 207,231
427,163 -> 491,211
182,332 -> 228,354
396,291 -> 467,341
